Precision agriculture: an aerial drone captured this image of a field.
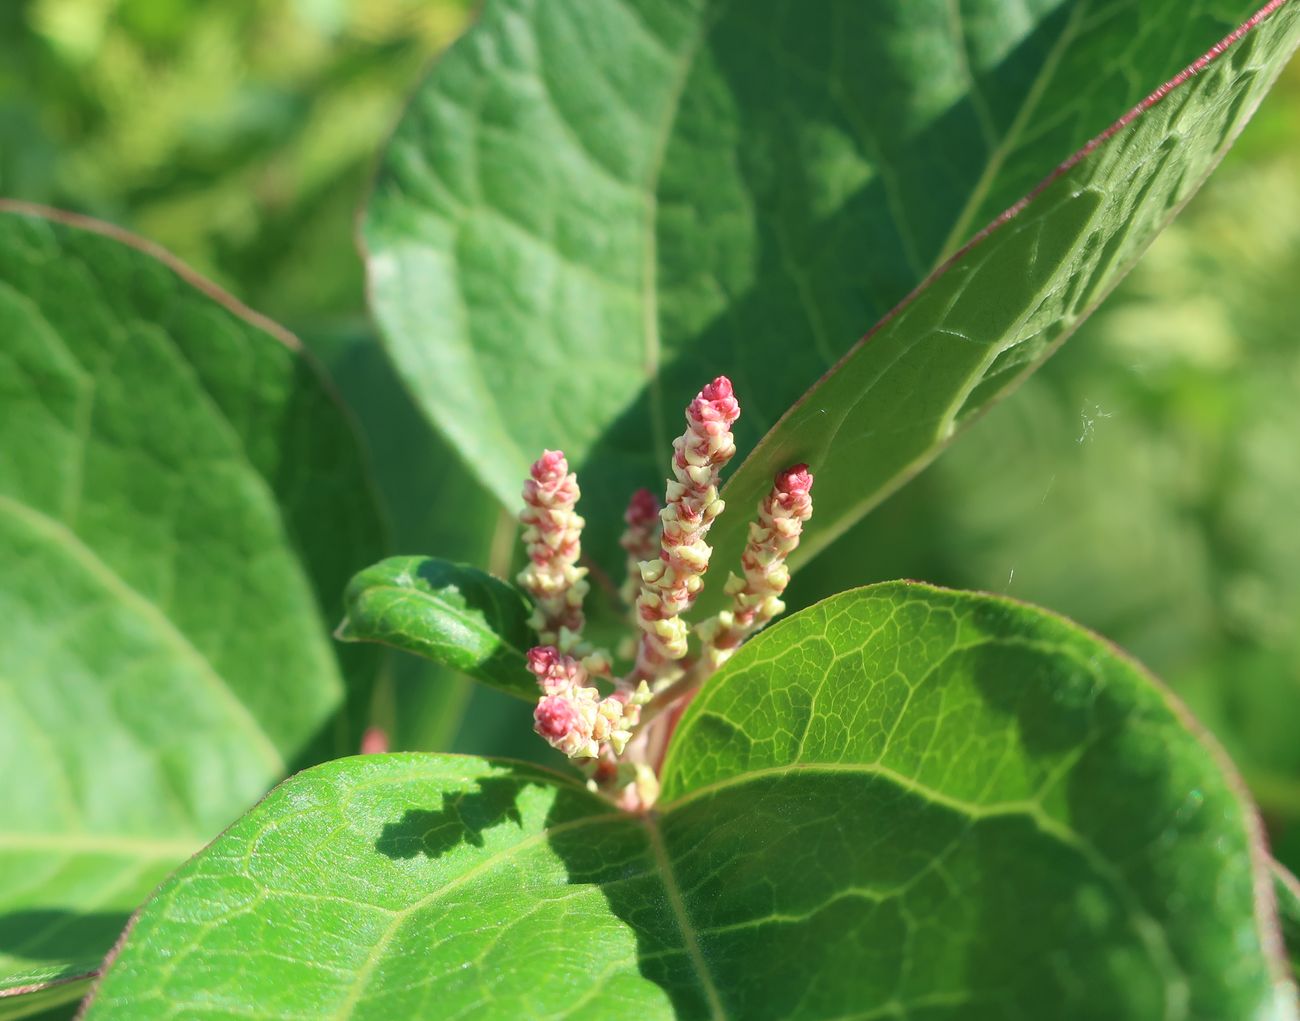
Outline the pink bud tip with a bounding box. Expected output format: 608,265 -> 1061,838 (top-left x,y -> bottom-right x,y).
360,726 -> 389,755
775,463 -> 814,496
700,376 -> 733,402
690,375 -> 740,425
624,488 -> 660,526
530,449 -> 569,484
534,696 -> 577,739
526,645 -> 561,678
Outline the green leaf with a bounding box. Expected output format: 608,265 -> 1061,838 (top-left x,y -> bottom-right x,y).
85,585 -> 1295,1018
339,555 -> 536,699
364,0 -> 1300,577
1279,861 -> 1300,983
0,972 -> 86,1021
0,206 -> 385,1002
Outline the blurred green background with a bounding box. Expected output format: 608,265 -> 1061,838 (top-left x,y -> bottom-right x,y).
1,0 -> 1297,867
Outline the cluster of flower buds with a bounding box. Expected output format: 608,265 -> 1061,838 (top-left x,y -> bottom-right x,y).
516,451 -> 588,650
529,646 -> 650,759
631,377 -> 740,685
514,375 -> 813,810
697,464 -> 814,671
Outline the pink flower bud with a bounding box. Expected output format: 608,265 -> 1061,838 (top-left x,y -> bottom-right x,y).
534,696 -> 578,740
530,449 -> 568,486
526,645 -> 560,678
526,644 -> 587,695
775,463 -> 813,498
689,376 -> 741,432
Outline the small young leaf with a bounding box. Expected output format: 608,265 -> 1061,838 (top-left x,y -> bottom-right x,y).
85,585 -> 1295,1019
338,556 -> 536,699
0,206 -> 385,1003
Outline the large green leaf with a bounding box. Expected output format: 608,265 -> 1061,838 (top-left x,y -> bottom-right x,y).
84,585 -> 1295,1018
0,206 -> 384,1004
364,0 -> 1300,575
338,555 -> 536,699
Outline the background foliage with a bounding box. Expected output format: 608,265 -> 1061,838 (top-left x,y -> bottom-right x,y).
1,0 -> 1297,877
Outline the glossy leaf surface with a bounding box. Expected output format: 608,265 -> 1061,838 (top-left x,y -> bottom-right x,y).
86,585 -> 1295,1019
338,555 -> 536,699
0,207 -> 384,1001
365,0 -> 1300,577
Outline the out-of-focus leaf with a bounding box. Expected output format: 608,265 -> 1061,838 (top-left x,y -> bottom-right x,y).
0,206 -> 384,1003
1278,862 -> 1300,982
306,322 -> 517,753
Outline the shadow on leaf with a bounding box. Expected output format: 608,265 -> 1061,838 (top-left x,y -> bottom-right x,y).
374,775 -> 527,860
0,908 -> 131,971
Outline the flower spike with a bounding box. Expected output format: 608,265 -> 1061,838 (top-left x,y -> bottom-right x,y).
698,463 -> 814,671
527,645 -> 649,760
513,379 -> 808,813
517,450 -> 589,650
632,376 -> 741,684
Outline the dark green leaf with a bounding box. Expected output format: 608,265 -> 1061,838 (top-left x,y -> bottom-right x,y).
0,206 -> 385,1001
364,0 -> 1299,579
85,585 -> 1294,1019
338,555 -> 536,699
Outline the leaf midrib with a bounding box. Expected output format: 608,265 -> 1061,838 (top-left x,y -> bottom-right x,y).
641,814 -> 727,1020
326,812 -> 619,1019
